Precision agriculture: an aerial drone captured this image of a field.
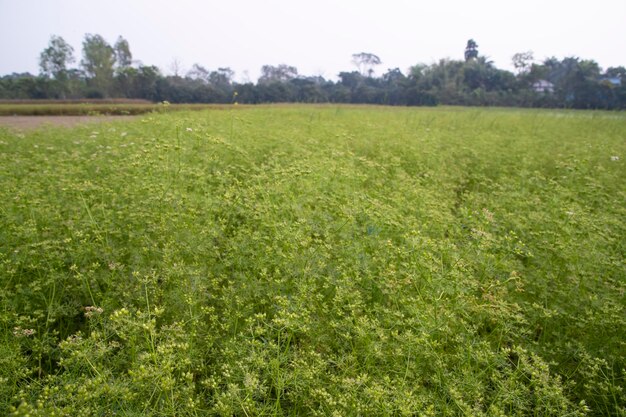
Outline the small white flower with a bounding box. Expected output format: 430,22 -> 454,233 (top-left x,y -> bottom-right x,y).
121,132 -> 128,137
186,127 -> 193,132
13,327 -> 36,337
610,155 -> 619,161
84,306 -> 104,318
482,208 -> 494,222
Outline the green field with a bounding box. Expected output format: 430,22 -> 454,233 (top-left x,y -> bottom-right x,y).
0,106 -> 624,416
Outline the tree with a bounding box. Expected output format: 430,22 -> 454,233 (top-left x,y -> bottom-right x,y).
187,64 -> 210,82
0,72 -> 50,99
209,67 -> 235,101
112,36 -> 134,97
209,67 -> 234,87
258,64 -> 298,84
382,68 -> 409,105
81,34 -> 116,96
535,57 -> 603,108
562,58 -> 602,108
39,35 -> 75,97
39,35 -> 75,79
338,71 -> 364,92
256,81 -> 296,102
291,76 -> 329,103
512,51 -> 534,74
169,58 -> 183,77
135,65 -> 161,100
114,36 -> 133,69
463,56 -> 496,90
352,52 -> 382,77
605,66 -> 626,82
464,39 -> 479,61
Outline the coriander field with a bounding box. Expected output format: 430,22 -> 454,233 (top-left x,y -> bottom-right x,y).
0,106 -> 624,416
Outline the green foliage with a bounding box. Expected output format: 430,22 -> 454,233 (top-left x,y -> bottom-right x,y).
114,36 -> 133,69
39,36 -> 75,80
0,106 -> 624,415
258,65 -> 299,85
5,34 -> 626,108
81,34 -> 116,98
38,36 -> 76,99
352,52 -> 382,77
464,39 -> 479,62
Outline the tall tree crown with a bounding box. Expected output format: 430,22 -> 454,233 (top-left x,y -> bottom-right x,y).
39,35 -> 75,79
464,39 -> 479,61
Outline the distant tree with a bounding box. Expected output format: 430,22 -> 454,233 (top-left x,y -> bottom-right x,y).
209,67 -> 235,101
512,51 -> 534,74
210,67 -> 235,86
187,64 -> 210,82
81,34 -> 116,96
9,32 -> 626,108
564,58 -> 602,108
0,72 -> 50,99
258,64 -> 298,84
114,36 -> 133,69
338,71 -> 364,92
352,52 -> 382,77
135,65 -> 161,100
604,67 -> 626,109
337,70 -> 386,104
111,36 -> 134,97
382,68 -> 404,84
39,35 -> 75,97
169,58 -> 183,77
39,35 -> 75,79
605,66 -> 626,81
537,57 -> 604,108
290,77 -> 328,103
66,68 -> 87,98
464,39 -> 479,61
381,68 -> 408,105
114,66 -> 138,97
462,56 -> 496,90
235,82 -> 259,104
415,59 -> 465,104
256,80 -> 296,102
408,64 -> 427,83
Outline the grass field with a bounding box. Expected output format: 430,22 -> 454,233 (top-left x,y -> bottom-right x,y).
0,106 -> 624,416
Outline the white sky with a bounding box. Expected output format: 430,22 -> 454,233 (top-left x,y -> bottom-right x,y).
1,0 -> 625,82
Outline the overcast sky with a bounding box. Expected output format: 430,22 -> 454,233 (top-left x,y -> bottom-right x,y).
1,0 -> 625,82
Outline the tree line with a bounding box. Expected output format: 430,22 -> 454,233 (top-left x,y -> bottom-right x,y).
1,35 -> 625,109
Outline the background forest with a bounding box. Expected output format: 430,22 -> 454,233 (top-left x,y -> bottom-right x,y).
1,35 -> 625,109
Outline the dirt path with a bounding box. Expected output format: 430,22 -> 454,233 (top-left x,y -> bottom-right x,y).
0,115 -> 137,131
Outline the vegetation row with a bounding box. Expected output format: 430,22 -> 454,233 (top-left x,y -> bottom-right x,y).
1,35 -> 625,109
